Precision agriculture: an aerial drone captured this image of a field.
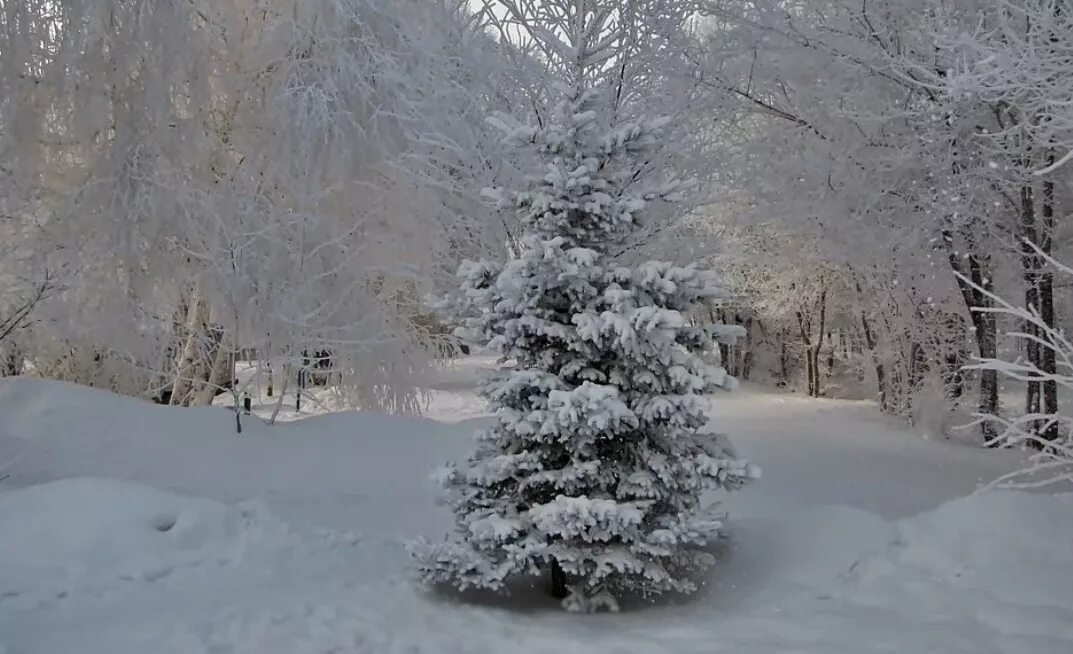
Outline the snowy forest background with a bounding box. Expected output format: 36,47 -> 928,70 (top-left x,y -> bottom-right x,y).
3,0 -> 1073,451
3,0 -> 1073,648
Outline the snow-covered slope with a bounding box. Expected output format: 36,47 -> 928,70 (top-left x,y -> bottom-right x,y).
0,370 -> 1069,653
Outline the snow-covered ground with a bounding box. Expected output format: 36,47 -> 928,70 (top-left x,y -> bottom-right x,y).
1,358 -> 1070,654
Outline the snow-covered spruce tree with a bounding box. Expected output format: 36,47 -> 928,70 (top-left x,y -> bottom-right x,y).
414,88 -> 759,611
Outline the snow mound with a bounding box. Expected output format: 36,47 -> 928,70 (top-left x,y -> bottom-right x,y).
0,478 -> 288,604
0,374 -> 1066,653
893,490 -> 1073,607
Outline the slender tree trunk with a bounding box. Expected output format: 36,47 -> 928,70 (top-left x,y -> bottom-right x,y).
1039,176 -> 1058,442
741,316 -> 753,381
796,311 -> 814,396
826,332 -> 835,378
778,336 -> 788,387
971,255 -> 1000,444
857,285 -> 887,411
942,230 -> 998,442
1020,185 -> 1042,427
810,286 -> 827,397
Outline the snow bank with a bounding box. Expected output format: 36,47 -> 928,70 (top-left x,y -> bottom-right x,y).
894,490 -> 1073,608
0,376 -> 477,535
0,479 -> 286,604
0,375 -> 1068,653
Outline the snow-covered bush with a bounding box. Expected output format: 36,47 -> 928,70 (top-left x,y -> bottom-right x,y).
413,79 -> 758,610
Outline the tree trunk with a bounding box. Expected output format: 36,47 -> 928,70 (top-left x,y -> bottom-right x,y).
1039,176 -> 1058,442
826,332 -> 835,378
1020,185 -> 1042,427
193,335 -> 231,406
857,285 -> 887,411
809,286 -> 827,397
971,255 -> 999,444
1039,270 -> 1057,439
549,558 -> 568,599
796,311 -> 814,396
741,316 -> 754,381
170,293 -> 210,406
778,337 -> 788,387
942,230 -> 998,442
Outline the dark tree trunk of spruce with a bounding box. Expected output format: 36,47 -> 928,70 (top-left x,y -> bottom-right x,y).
549,558 -> 568,599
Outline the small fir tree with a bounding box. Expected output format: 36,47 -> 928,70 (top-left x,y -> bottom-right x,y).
412,82 -> 759,611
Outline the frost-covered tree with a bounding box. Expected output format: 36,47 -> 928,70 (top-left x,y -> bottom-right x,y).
963,244 -> 1073,489
0,0 -> 503,411
692,0 -> 1046,434
415,1 -> 757,612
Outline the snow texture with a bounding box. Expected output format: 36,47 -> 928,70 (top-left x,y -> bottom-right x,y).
0,369 -> 1067,653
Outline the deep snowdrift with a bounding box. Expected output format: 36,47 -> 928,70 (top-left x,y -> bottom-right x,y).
0,373 -> 1069,653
